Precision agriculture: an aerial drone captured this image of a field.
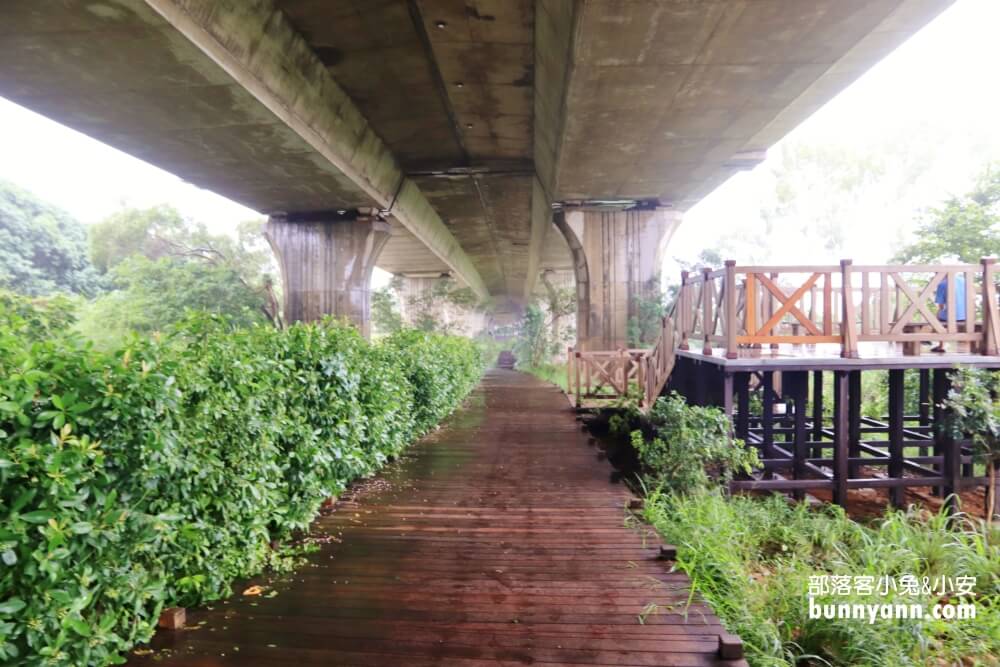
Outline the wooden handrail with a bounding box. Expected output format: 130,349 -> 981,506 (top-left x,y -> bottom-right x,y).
568,258 -> 1000,409
673,259 -> 1000,358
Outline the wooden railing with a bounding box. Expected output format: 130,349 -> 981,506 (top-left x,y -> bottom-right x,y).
567,258 -> 999,409
677,258 -> 1000,359
568,316 -> 677,409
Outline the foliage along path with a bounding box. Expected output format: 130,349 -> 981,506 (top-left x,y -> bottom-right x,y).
128,370 -> 744,667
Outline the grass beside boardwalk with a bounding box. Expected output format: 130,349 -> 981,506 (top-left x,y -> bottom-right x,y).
643,489 -> 1000,667
520,362 -> 569,392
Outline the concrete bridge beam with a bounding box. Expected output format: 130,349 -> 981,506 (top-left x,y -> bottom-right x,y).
265,214 -> 390,336
557,207 -> 681,351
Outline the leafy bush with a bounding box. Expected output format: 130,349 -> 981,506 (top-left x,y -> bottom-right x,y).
0,298 -> 483,666
630,393 -> 759,492
644,489 -> 1000,667
945,367 -> 1000,524
382,328 -> 482,434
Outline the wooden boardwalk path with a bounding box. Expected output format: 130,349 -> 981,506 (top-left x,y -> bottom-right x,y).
130,370 -> 745,667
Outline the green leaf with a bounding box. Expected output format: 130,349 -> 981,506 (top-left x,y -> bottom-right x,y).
70,522 -> 93,535
62,616 -> 91,637
19,510 -> 53,524
0,598 -> 25,614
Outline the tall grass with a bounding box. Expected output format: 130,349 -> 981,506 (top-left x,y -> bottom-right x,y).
644,490 -> 1000,666
520,361 -> 569,392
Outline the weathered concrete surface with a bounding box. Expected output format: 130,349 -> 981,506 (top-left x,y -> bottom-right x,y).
0,0 -> 488,299
265,215 -> 390,334
0,0 -> 954,309
560,208 -> 681,351
549,0 -> 954,208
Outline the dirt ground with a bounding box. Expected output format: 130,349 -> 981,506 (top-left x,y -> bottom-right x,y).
806,483 -> 990,521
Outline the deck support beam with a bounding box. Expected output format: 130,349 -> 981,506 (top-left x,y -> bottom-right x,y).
833,370 -> 850,507
888,369 -> 906,508
143,0 -> 489,300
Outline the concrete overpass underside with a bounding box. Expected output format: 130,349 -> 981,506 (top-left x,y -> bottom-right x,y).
0,0 -> 954,338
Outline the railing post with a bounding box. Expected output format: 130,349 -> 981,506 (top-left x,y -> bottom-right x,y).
567,346 -> 574,395
840,259 -> 858,358
702,267 -> 713,356
724,260 -> 738,359
981,257 -> 998,356
769,272 -> 779,350
678,270 -> 690,351
574,350 -> 582,407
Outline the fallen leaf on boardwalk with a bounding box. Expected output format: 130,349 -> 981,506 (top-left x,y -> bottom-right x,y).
133,648 -> 154,656
242,585 -> 266,596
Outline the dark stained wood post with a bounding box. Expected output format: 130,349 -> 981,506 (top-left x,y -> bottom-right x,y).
723,372 -> 735,435
769,271 -> 779,350
932,369 -> 952,499
888,369 -> 906,508
724,260 -> 738,359
678,271 -> 690,350
762,371 -> 775,477
848,370 -> 862,478
833,370 -> 850,507
918,368 -> 931,456
789,371 -> 808,500
981,258 -> 998,356
840,260 -> 859,358
693,361 -> 707,407
702,267 -> 714,356
933,370 -> 961,513
812,370 -> 824,447
736,372 -> 750,441
993,462 -> 1000,523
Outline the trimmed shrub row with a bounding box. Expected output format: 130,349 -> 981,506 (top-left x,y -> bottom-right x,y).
0,303 -> 483,666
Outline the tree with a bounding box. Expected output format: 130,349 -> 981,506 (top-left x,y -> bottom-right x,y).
76,256 -> 269,347
86,206 -> 281,328
88,204 -> 185,273
513,303 -> 549,368
893,167 -> 1000,264
539,270 -> 575,347
371,285 -> 403,335
397,276 -> 485,335
0,180 -> 103,296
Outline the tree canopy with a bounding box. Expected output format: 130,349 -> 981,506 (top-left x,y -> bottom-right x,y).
78,206 -> 279,344
0,180 -> 103,297
893,167 -> 1000,263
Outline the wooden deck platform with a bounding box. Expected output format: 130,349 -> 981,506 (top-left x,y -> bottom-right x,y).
679,342 -> 1000,372
127,370 -> 744,667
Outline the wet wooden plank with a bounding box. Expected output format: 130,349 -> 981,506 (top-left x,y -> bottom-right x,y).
127,370 -> 743,667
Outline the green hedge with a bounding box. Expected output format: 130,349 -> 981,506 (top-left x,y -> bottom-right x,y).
0,302 -> 484,666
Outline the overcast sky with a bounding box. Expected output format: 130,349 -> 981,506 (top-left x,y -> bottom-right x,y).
1,0 -> 997,276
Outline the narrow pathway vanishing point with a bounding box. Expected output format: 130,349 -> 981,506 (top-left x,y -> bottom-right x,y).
130,369 -> 745,667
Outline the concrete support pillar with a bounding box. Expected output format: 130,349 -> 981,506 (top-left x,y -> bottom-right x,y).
265,214 -> 390,336
397,274 -> 488,335
556,207 -> 680,350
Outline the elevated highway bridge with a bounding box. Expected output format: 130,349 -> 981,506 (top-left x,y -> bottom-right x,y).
0,0 -> 954,343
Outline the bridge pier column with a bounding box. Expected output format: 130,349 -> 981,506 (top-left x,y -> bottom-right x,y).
265,213 -> 391,336
556,207 -> 680,351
